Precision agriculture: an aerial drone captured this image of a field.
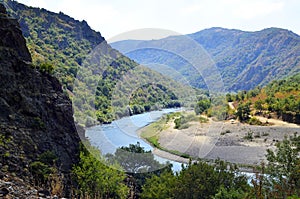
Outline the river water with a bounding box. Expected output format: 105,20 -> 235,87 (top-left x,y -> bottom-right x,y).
86,108 -> 184,171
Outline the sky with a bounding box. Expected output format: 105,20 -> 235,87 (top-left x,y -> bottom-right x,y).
16,0 -> 300,42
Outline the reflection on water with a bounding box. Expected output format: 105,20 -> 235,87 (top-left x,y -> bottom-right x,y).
86,108 -> 184,171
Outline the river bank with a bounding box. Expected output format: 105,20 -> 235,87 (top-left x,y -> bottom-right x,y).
85,108 -> 186,171
138,111 -> 300,166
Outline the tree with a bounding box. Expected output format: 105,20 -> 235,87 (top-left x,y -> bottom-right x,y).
235,102 -> 251,122
106,142 -> 170,198
72,143 -> 128,199
226,93 -> 233,102
173,160 -> 249,199
254,100 -> 264,113
39,62 -> 55,74
266,137 -> 300,198
141,170 -> 175,199
107,142 -> 162,173
195,99 -> 211,115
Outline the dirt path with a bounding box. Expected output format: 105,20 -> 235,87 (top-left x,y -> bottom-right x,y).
228,102 -> 235,110
228,102 -> 299,127
255,116 -> 299,128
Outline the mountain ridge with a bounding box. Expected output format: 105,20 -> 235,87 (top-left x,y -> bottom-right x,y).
111,27 -> 300,91
4,0 -> 190,125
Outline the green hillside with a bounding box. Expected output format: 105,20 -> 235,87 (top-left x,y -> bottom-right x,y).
3,0 -> 189,125
111,27 -> 300,91
228,73 -> 300,124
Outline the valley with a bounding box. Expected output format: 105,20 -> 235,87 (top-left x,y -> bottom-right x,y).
1,0 -> 300,198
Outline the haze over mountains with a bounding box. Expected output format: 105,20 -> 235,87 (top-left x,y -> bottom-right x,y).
111,27 -> 300,91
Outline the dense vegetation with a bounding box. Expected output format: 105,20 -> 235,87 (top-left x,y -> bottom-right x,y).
112,27 -> 300,91
227,73 -> 300,124
4,0 -> 189,125
72,143 -> 128,198
194,94 -> 229,121
71,136 -> 300,199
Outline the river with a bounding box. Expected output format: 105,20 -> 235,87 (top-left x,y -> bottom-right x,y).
86,108 -> 184,171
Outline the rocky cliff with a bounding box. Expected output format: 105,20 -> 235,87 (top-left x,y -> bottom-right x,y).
0,4 -> 80,197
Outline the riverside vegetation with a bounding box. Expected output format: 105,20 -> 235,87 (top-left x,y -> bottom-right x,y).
1,0 -> 300,198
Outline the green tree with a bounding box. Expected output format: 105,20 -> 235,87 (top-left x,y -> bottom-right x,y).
266,137 -> 300,198
226,93 -> 233,102
141,170 -> 176,199
235,102 -> 251,122
106,142 -> 170,198
107,142 -> 162,173
173,160 -> 249,199
254,100 -> 264,113
195,99 -> 211,115
72,143 -> 128,199
39,62 -> 55,74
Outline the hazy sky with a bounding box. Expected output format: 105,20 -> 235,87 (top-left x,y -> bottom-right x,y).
16,0 -> 300,41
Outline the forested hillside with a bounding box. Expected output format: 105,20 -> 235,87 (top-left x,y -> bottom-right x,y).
3,0 -> 188,125
112,27 -> 300,91
227,73 -> 300,124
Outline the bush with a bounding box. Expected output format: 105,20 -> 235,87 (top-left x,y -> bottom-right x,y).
199,116 -> 209,123
248,117 -> 263,125
244,132 -> 253,141
221,130 -> 231,135
39,62 -> 55,74
178,123 -> 190,130
30,161 -> 51,184
174,117 -> 182,129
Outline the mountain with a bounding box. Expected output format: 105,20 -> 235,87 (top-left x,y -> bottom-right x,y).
3,0 -> 189,125
0,4 -> 80,197
111,27 -> 300,91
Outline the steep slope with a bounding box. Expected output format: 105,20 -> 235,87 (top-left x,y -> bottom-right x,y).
111,27 -> 300,91
3,0 -> 106,91
3,0 -> 188,125
0,4 -> 80,197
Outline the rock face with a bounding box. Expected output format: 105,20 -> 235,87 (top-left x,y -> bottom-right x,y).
0,4 -> 31,62
0,4 -> 80,197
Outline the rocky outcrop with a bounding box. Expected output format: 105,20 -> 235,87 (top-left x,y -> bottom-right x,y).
0,4 -> 80,197
0,4 -> 31,62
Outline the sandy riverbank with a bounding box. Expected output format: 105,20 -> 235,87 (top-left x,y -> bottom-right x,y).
138,114 -> 300,166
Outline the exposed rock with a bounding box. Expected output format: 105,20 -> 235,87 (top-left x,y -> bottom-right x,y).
0,4 -> 81,197
0,4 -> 31,62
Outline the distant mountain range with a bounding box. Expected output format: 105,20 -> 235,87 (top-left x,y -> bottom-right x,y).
111,27 -> 300,91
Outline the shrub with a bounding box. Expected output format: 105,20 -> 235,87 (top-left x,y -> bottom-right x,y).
199,116 -> 209,123
221,130 -> 231,135
174,117 -> 182,129
248,117 -> 263,125
244,132 -> 253,141
262,132 -> 269,136
39,62 -> 55,74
